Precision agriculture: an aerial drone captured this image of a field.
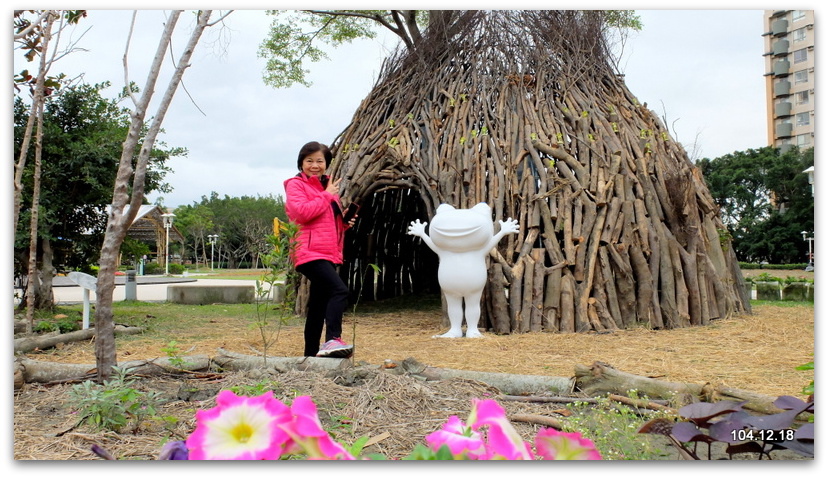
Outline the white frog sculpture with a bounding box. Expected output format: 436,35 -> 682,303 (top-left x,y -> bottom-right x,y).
407,203 -> 520,338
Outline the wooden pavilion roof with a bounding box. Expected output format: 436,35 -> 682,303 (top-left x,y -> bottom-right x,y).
122,204 -> 185,244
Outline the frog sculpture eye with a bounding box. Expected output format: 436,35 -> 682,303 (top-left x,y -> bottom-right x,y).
407,203 -> 520,338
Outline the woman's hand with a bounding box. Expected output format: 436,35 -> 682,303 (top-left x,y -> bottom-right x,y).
325,178 -> 342,195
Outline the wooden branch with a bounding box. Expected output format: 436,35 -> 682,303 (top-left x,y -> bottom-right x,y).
510,413 -> 563,430
607,393 -> 676,413
500,395 -> 598,404
14,325 -> 144,354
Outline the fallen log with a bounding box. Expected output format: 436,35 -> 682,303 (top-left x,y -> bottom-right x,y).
714,387 -> 791,416
575,361 -> 705,401
14,355 -> 211,386
212,352 -> 575,396
14,351 -> 784,418
574,361 -> 785,414
14,325 -> 144,354
213,348 -> 351,373
500,394 -> 598,404
399,357 -> 574,395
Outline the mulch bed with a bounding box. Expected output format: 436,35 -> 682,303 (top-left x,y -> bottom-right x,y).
28,303 -> 814,397
14,300 -> 813,461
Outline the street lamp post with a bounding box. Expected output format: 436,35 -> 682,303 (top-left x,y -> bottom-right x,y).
801,231 -> 814,269
208,234 -> 219,271
803,166 -> 814,197
161,213 -> 176,275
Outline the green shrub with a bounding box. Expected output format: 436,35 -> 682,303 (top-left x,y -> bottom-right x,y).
56,317 -> 80,333
754,272 -> 783,283
168,263 -> 185,275
33,317 -> 80,334
69,367 -> 162,433
739,263 -> 809,270
563,392 -> 673,460
34,321 -> 56,333
765,263 -> 809,270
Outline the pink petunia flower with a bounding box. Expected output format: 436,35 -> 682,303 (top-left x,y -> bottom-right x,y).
280,395 -> 355,460
534,428 -> 602,460
186,390 -> 291,460
425,415 -> 487,459
469,399 -> 534,460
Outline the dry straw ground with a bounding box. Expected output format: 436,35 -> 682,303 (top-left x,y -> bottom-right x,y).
28,301 -> 814,398
14,269 -> 814,460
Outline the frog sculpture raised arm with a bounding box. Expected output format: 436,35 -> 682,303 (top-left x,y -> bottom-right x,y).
407,202 -> 520,338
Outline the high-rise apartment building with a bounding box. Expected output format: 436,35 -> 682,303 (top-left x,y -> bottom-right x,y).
763,10 -> 815,153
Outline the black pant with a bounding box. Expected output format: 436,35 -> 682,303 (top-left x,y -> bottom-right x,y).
295,259 -> 349,356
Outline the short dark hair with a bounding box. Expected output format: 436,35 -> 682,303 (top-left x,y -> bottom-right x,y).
297,141 -> 333,170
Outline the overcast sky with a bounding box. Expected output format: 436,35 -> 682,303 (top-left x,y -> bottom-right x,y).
3,6 -> 822,471
11,8 -> 783,209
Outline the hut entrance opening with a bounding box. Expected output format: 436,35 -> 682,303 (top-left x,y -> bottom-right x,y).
341,186 -> 440,305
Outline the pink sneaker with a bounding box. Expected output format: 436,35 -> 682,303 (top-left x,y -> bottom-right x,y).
316,338 -> 354,358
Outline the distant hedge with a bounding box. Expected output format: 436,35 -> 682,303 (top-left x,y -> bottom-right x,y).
739,263 -> 809,270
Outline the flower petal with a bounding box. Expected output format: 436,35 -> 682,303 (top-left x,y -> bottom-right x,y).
281,396 -> 355,459
535,428 -> 602,460
470,399 -> 533,460
425,416 -> 487,459
186,390 -> 291,460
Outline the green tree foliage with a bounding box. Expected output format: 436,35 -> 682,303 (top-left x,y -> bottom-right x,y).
258,10 -> 385,88
13,82 -> 182,275
12,10 -> 84,96
258,9 -> 641,89
173,193 -> 287,268
171,204 -> 216,266
697,147 -> 814,264
119,237 -> 151,270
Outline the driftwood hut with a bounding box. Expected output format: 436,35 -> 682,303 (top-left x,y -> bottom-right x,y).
315,11 -> 750,334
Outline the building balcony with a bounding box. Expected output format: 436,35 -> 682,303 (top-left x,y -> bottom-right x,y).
774,80 -> 791,96
775,102 -> 793,117
776,122 -> 793,137
772,39 -> 790,55
771,18 -> 789,35
773,59 -> 791,76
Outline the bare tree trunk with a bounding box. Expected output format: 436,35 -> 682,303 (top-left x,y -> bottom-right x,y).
94,10 -> 218,382
13,12 -> 56,231
35,237 -> 56,309
18,13 -> 58,333
24,94 -> 46,334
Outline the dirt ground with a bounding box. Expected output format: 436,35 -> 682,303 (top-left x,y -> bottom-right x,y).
13,292 -> 814,461
25,300 -> 814,398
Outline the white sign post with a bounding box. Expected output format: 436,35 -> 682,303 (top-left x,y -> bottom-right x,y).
67,271 -> 97,329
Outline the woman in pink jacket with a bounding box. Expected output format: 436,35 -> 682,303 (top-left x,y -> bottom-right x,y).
284,141 -> 356,358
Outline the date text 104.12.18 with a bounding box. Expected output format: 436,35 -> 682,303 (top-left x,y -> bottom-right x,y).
731,428 -> 795,442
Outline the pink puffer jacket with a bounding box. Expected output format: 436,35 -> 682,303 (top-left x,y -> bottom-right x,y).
284,173 -> 345,266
